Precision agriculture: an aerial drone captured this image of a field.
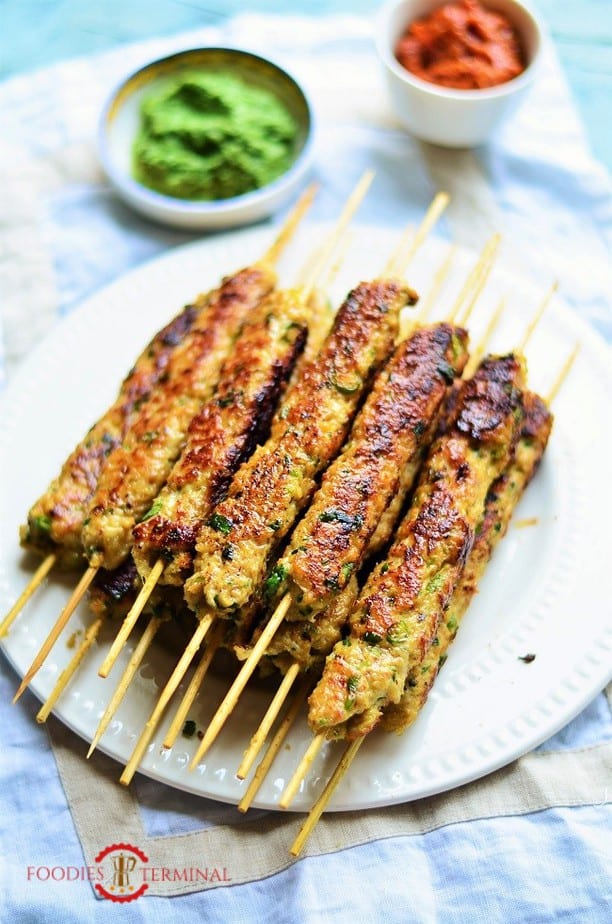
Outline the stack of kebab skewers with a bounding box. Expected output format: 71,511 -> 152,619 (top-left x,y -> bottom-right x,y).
116,196 -> 459,784
167,232 -> 500,774
5,171 -> 393,707
284,350 -> 576,858
2,184 -> 576,857
114,210 -> 496,783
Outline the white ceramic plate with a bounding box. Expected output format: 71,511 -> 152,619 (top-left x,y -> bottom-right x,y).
1,223 -> 611,812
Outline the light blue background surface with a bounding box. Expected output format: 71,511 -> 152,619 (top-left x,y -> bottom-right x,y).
2,0 -> 611,171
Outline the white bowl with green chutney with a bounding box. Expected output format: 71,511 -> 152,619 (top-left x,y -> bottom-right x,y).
98,47 -> 314,230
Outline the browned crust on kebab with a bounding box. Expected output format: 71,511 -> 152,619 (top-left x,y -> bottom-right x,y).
381,390 -> 553,734
282,324 -> 469,616
185,278 -> 416,615
20,303 -> 199,568
132,290 -> 308,583
82,265 -> 275,571
308,354 -> 525,739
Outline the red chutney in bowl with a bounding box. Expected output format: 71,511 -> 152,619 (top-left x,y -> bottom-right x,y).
395,0 -> 525,90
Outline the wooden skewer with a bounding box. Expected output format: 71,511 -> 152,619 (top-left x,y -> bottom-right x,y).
13,565 -> 98,703
0,552 -> 57,638
262,183 -> 319,267
162,622 -> 224,750
386,192 -> 450,277
236,661 -> 301,780
300,170 -> 375,301
519,281 -> 557,353
290,737 -> 364,856
120,611 -> 214,785
87,615 -> 163,758
189,594 -> 293,770
278,732 -> 325,810
546,342 -> 580,405
36,616 -> 104,723
456,238 -> 501,329
238,675 -> 312,813
465,294 -> 507,377
98,559 -> 164,678
446,234 -> 501,324
418,243 -> 458,327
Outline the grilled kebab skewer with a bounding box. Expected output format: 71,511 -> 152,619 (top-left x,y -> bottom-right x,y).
381,390 -> 553,735
290,378 -> 562,856
98,283 -> 312,678
306,353 -> 526,744
10,189 -> 317,701
122,272 -> 416,785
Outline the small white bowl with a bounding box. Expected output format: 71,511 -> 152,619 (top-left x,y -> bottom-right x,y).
376,0 -> 542,147
98,47 -> 315,230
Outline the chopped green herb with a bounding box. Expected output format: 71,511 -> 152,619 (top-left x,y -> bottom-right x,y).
437,361 -> 455,384
425,572 -> 446,595
413,420 -> 426,438
446,616 -> 458,632
341,562 -> 354,581
329,373 -> 362,394
363,631 -> 382,645
439,653 -> 448,668
140,500 -> 163,522
263,564 -> 288,601
142,430 -> 158,444
346,675 -> 359,694
380,562 -> 390,574
32,515 -> 52,533
208,513 -> 233,535
268,519 -> 282,532
318,509 -> 363,530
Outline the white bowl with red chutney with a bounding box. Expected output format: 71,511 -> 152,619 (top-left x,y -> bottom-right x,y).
376,0 -> 542,147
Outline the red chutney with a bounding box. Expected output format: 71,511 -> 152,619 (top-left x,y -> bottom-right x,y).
395,0 -> 525,90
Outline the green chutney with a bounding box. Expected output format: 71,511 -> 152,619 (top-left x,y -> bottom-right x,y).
132,70 -> 299,200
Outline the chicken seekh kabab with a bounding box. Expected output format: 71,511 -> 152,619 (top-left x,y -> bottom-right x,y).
97,283 -> 313,678
381,390 -> 553,735
7,186 -> 318,699
287,374 -> 567,858
120,273 -> 418,785
306,353 -> 525,743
